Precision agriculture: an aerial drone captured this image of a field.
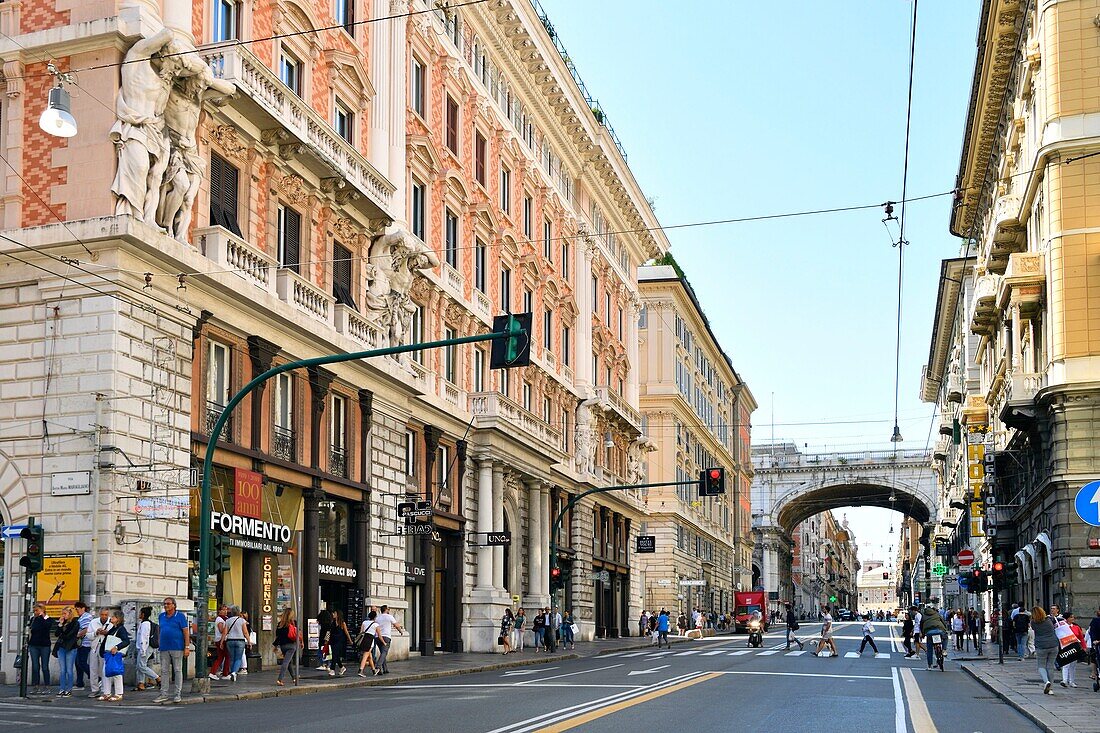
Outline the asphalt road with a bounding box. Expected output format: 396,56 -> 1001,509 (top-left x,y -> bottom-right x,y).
0,623 -> 1040,733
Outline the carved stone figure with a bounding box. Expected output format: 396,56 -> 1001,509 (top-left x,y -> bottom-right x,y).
367,231 -> 441,350
110,27 -> 178,223
157,54 -> 235,242
574,398 -> 598,475
627,443 -> 645,485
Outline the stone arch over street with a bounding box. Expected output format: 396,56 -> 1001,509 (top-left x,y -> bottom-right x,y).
751,447 -> 936,610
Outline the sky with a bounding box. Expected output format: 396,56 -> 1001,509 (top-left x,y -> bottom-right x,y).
548,1 -> 982,564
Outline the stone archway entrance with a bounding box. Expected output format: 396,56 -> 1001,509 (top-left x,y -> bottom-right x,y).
0,452 -> 30,683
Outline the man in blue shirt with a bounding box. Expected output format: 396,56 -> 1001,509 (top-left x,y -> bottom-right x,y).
656,609 -> 671,649
154,597 -> 190,704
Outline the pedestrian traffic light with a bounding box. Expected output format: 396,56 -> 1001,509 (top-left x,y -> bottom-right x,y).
490,313 -> 532,369
991,561 -> 1005,591
882,572 -> 889,580
550,565 -> 563,592
19,523 -> 44,574
969,567 -> 987,593
559,560 -> 572,587
209,533 -> 231,575
698,467 -> 726,497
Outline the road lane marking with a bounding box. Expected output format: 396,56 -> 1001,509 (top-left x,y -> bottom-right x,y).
503,667 -> 558,676
785,650 -> 808,656
716,670 -> 892,680
531,673 -> 723,733
484,672 -> 708,733
892,667 -> 906,733
702,649 -> 730,656
374,683 -> 642,690
513,664 -> 622,686
757,650 -> 780,656
644,652 -> 674,658
899,666 -> 938,733
673,650 -> 700,656
728,650 -> 752,656
627,665 -> 670,676
616,652 -> 650,658
876,653 -> 892,659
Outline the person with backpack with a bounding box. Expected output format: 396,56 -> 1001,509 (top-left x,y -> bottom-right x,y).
134,606 -> 161,692
274,608 -> 302,687
356,610 -> 384,676
1014,607 -> 1031,661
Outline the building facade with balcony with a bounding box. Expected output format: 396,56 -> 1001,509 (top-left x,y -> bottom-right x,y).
0,0 -> 669,677
636,264 -> 755,617
922,0 -> 1100,617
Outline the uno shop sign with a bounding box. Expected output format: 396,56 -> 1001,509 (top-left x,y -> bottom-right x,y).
211,510 -> 293,554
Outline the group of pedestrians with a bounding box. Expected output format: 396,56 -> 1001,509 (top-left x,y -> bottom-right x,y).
207,604 -> 254,683
510,607 -> 570,653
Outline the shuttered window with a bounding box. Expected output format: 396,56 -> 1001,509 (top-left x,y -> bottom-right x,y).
332,243 -> 356,309
209,153 -> 242,236
277,205 -> 301,273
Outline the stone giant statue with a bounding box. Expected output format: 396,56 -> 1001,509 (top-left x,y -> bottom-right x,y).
367,231 -> 440,350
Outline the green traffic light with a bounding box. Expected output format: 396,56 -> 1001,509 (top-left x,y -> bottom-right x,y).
505,316 -> 522,362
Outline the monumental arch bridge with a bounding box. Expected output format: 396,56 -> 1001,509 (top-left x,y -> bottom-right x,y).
751,444 -> 937,607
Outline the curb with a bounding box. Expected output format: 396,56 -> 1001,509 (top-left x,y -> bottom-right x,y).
959,663 -> 1058,733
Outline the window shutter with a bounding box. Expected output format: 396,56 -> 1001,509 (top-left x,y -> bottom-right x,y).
332,243 -> 356,310
283,207 -> 301,272
209,153 -> 224,227
209,153 -> 242,237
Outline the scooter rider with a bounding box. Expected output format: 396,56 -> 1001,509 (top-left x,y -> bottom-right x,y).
748,610 -> 764,647
920,604 -> 949,670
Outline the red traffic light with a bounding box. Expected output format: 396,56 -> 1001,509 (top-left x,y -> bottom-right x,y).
708,469 -> 721,481
993,561 -> 1004,572
550,567 -> 562,579
972,568 -> 983,577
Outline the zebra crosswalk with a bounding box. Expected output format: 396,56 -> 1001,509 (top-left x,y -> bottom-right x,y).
0,700 -> 177,728
603,647 -> 904,661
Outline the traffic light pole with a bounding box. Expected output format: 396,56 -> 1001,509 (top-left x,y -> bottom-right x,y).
548,480 -> 698,574
194,330 -> 511,692
18,516 -> 36,699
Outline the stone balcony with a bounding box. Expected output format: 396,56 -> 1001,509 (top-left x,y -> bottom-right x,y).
198,225 -> 277,295
277,268 -> 333,327
198,44 -> 396,221
334,303 -> 385,349
969,273 -> 1000,336
468,391 -> 563,454
997,251 -> 1045,311
988,195 -> 1025,273
595,386 -> 643,434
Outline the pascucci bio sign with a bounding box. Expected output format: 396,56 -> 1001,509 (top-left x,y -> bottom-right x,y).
211,510 -> 292,553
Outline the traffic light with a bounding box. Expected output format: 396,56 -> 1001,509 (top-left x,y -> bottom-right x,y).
209,533 -> 231,575
698,467 -> 726,497
550,565 -> 563,592
882,572 -> 889,580
992,560 -> 1005,591
969,567 -> 987,593
490,313 -> 532,369
559,559 -> 573,587
19,523 -> 44,574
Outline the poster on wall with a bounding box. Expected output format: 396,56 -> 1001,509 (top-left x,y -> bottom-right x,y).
35,555 -> 81,613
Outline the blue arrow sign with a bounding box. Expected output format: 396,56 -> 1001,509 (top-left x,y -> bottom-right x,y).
1074,481 -> 1100,527
958,575 -> 970,591
0,524 -> 27,538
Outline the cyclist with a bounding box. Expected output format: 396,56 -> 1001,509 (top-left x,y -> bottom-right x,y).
920,604 -> 949,671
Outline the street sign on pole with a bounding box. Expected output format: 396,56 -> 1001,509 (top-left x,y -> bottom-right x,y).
0,524 -> 28,539
957,549 -> 975,567
1074,481 -> 1100,527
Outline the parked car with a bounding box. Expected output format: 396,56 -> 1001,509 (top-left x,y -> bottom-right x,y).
836,608 -> 854,621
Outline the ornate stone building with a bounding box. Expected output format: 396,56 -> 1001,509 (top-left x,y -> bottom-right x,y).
0,0 -> 668,679
921,0 -> 1100,617
636,264 -> 755,617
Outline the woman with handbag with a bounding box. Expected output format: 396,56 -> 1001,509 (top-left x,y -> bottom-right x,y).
99,610 -> 130,701
357,610 -> 384,676
223,606 -> 251,682
53,606 -> 80,697
561,611 -> 577,650
274,608 -> 302,687
499,609 -> 514,654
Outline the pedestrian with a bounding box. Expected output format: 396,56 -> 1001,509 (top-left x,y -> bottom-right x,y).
547,607 -> 562,652
1088,606 -> 1100,692
532,608 -> 545,652
1013,606 -> 1031,661
561,610 -> 577,649
514,608 -> 526,652
315,608 -> 333,673
656,609 -> 671,649
331,610 -> 352,676
1061,612 -> 1085,688
153,597 -> 190,704
374,605 -> 403,673
208,605 -> 229,681
223,606 -> 250,682
812,606 -> 838,658
859,615 -> 879,656
784,602 -> 804,651
356,609 -> 384,677
53,606 -> 80,697
73,600 -> 93,691
902,610 -> 915,658
920,604 -> 949,670
678,612 -> 688,636
638,611 -> 647,638
648,612 -> 659,644
27,603 -> 54,695
99,610 -> 130,702
133,606 -> 161,692
1031,606 -> 1059,695
87,606 -> 110,698
969,610 -> 983,654
951,610 -> 965,651
275,608 -> 303,685
911,606 -> 924,657
499,608 -> 515,654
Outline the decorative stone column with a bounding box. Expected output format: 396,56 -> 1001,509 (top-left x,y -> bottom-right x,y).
476,459 -> 494,590
492,463 -> 505,591
161,0 -> 195,44
540,484 -> 552,600
247,336 -> 280,452
369,0 -> 391,179
526,479 -> 543,605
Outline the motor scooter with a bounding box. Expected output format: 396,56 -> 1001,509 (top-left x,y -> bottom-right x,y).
748,618 -> 764,648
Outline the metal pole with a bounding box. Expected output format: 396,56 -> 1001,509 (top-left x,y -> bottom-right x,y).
18,516 -> 35,699
89,396 -> 103,606
193,331 -> 509,692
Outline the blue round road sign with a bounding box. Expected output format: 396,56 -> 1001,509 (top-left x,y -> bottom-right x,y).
1074,481 -> 1100,527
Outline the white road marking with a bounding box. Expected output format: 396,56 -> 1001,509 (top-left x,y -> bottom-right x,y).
627,665 -> 670,676
844,652 -> 861,658
728,650 -> 753,656
502,667 -> 557,676
512,663 -> 622,686
785,650 -> 808,656
673,650 -> 701,656
900,666 -> 938,732
876,653 -> 892,659
645,652 -> 674,658
370,683 -> 642,690
716,670 -> 892,680
757,650 -> 780,656
616,652 -> 650,658
702,649 -> 731,656
892,667 -> 906,733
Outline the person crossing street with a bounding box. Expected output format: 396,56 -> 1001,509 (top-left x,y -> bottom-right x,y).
858,615 -> 879,656
784,602 -> 804,651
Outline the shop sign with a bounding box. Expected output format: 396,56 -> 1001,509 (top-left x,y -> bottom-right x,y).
261,555 -> 275,630
398,500 -> 433,522
398,523 -> 434,536
635,535 -> 656,553
234,468 -> 263,519
588,570 -> 610,583
967,426 -> 988,537
485,532 -> 511,546
35,555 -> 82,613
405,562 -> 427,584
318,559 -> 358,582
133,496 -> 189,519
211,510 -> 292,553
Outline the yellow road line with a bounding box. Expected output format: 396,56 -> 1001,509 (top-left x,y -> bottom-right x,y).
533,672 -> 723,733
899,667 -> 938,733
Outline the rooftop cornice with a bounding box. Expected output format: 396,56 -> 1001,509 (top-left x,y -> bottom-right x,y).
922,257 -> 975,401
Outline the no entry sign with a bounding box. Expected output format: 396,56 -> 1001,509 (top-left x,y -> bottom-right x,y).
957,549 -> 975,567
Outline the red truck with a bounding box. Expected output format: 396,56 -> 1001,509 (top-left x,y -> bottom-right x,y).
734,591 -> 769,632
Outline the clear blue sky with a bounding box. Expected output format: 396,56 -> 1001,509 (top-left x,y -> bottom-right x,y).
549,1 -> 981,556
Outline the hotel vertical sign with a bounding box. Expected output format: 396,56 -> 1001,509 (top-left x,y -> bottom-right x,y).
967,425 -> 989,537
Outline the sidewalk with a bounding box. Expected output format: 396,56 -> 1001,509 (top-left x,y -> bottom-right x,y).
961,657 -> 1100,733
3,632 -> 715,707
